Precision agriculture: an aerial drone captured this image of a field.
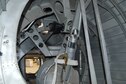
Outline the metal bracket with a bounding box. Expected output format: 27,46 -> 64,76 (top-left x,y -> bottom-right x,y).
63,0 -> 73,32
25,26 -> 51,56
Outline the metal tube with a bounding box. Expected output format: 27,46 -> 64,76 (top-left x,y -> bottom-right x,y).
92,0 -> 112,84
80,0 -> 97,84
63,3 -> 82,82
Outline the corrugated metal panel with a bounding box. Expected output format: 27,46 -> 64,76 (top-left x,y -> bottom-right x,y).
104,26 -> 123,39
87,0 -> 126,84
119,0 -> 126,12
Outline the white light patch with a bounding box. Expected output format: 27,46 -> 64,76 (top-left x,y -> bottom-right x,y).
38,22 -> 44,28
43,30 -> 49,34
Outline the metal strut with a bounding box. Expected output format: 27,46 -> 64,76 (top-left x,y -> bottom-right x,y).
92,0 -> 112,84
80,0 -> 97,84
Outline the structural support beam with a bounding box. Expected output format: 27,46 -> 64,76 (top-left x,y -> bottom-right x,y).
92,0 -> 112,84
80,0 -> 97,84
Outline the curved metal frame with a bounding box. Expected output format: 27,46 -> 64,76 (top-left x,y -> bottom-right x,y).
98,1 -> 126,38
0,0 -> 126,84
109,0 -> 126,23
0,0 -> 28,84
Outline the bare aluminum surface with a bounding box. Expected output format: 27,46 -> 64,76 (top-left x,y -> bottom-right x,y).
0,0 -> 28,84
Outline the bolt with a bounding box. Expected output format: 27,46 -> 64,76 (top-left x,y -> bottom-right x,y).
28,29 -> 34,33
33,35 -> 39,40
20,33 -> 25,39
39,43 -> 43,48
67,21 -> 72,26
